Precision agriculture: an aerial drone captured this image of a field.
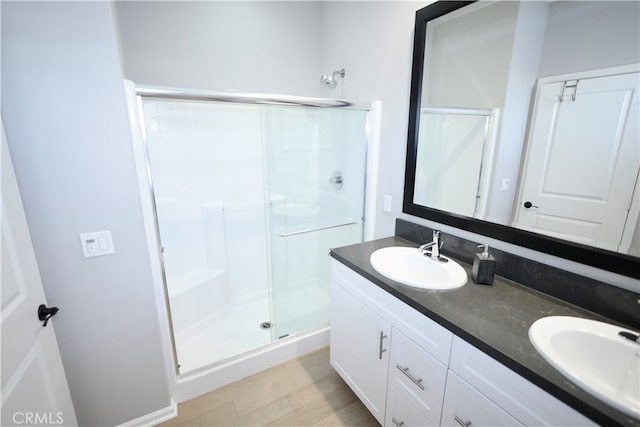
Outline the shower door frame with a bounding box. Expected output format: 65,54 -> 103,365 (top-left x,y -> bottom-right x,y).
126,81 -> 379,386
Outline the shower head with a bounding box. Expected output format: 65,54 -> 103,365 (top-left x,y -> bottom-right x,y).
320,69 -> 345,88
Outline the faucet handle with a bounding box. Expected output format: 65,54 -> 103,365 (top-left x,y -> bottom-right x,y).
433,230 -> 443,247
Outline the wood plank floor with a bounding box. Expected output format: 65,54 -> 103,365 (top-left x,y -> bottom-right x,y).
160,347 -> 379,427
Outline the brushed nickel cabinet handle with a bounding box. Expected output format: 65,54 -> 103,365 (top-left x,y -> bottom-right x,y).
454,415 -> 472,427
395,363 -> 425,390
378,331 -> 387,360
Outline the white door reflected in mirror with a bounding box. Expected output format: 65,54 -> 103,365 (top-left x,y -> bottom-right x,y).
514,69 -> 640,253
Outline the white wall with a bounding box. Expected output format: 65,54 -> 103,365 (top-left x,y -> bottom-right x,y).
319,1 -> 433,237
538,1 -> 640,77
424,1 -> 518,108
1,2 -> 171,425
114,1 -> 324,97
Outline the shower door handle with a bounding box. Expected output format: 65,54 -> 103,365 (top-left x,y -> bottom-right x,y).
277,219 -> 356,237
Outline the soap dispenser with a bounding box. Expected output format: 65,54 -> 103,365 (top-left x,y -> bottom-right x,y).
472,244 -> 495,285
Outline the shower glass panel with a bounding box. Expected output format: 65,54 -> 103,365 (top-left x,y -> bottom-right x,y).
139,96 -> 369,374
142,99 -> 271,373
414,108 -> 491,217
265,107 -> 367,339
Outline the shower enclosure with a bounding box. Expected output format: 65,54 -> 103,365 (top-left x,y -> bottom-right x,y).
135,88 -> 370,374
414,106 -> 498,220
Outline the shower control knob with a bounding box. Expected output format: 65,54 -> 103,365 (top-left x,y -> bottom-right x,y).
329,170 -> 344,190
523,201 -> 539,209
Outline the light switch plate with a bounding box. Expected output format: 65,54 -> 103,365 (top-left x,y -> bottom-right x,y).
80,231 -> 115,258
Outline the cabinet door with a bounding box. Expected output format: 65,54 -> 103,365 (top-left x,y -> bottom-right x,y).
330,282 -> 391,424
440,371 -> 523,427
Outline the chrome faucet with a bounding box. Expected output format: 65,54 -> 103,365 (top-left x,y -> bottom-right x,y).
418,230 -> 447,263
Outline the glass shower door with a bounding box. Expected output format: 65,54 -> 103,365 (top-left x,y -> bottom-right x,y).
141,98 -> 272,373
414,107 -> 496,219
265,106 -> 369,339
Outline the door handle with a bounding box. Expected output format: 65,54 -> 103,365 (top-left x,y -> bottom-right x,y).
523,201 -> 539,209
38,304 -> 59,327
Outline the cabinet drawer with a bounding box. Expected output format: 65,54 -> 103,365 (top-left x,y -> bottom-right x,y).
388,328 -> 446,424
441,371 -> 523,427
449,337 -> 595,426
385,384 -> 434,427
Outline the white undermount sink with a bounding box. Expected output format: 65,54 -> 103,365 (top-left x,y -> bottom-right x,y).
529,316 -> 640,420
369,246 -> 467,290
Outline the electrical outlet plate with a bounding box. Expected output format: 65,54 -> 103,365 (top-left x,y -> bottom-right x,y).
383,195 -> 392,212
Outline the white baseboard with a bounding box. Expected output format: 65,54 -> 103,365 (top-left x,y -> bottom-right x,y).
117,399 -> 178,427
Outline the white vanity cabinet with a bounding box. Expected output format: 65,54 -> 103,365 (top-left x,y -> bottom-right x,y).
330,260 -> 597,427
330,281 -> 391,423
331,260 -> 453,426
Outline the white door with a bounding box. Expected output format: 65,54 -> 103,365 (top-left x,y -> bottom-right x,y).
513,69 -> 640,252
1,125 -> 77,426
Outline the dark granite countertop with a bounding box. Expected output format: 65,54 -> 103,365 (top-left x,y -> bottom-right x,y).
330,236 -> 640,427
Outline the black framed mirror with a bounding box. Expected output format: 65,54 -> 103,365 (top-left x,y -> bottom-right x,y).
403,0 -> 640,279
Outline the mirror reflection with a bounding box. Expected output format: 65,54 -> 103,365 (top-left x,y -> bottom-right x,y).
415,1 -> 639,256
